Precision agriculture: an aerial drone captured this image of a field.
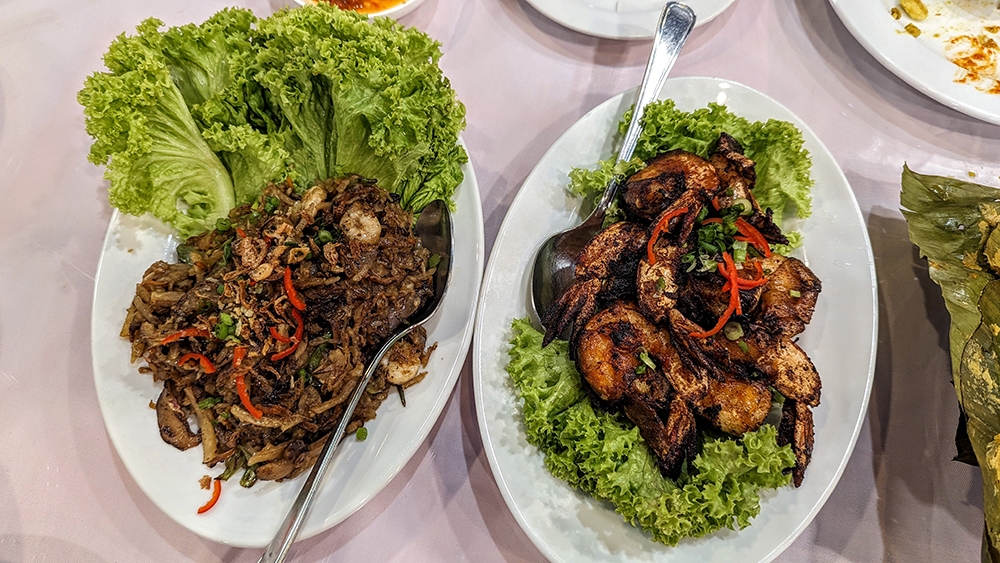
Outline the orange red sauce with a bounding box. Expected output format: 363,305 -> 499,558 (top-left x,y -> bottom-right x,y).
322,0 -> 407,14
947,35 -> 1000,95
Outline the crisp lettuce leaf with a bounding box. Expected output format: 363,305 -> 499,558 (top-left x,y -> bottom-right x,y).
163,8 -> 292,204
78,18 -> 236,237
199,123 -> 291,205
79,5 -> 466,237
158,8 -> 257,109
568,100 -> 812,246
507,318 -> 794,545
252,7 -> 467,208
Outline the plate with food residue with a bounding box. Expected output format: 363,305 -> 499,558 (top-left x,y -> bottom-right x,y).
830,0 -> 1000,124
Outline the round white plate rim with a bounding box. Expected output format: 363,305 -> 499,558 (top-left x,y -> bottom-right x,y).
828,0 -> 1000,125
90,154 -> 484,547
472,76 -> 877,562
522,0 -> 736,41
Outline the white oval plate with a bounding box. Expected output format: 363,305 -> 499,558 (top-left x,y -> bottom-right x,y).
90,157 -> 484,547
472,77 -> 877,563
830,0 -> 1000,125
524,0 -> 736,40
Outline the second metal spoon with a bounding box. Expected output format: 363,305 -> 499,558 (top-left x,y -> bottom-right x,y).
530,2 -> 696,329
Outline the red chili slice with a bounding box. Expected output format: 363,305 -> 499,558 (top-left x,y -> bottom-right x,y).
197,479 -> 221,514
177,353 -> 217,374
284,267 -> 306,311
647,207 -> 689,265
160,328 -> 212,345
235,373 -> 262,419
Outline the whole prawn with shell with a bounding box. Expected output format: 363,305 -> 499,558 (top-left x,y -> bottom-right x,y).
542,133 -> 821,485
122,176 -> 437,489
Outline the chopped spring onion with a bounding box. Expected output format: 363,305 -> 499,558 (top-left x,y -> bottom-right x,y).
723,322 -> 744,341
696,205 -> 709,222
356,427 -> 369,441
738,340 -> 750,354
656,276 -> 667,292
307,343 -> 329,372
215,217 -> 232,232
176,244 -> 194,265
213,321 -> 231,340
264,196 -> 281,214
732,198 -> 753,216
197,397 -> 222,410
316,229 -> 334,244
772,389 -> 786,405
732,240 -> 748,264
638,348 -> 656,370
240,466 -> 257,488
789,289 -> 802,298
219,452 -> 242,481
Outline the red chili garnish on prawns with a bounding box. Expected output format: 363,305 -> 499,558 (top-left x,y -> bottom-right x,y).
647,207 -> 689,264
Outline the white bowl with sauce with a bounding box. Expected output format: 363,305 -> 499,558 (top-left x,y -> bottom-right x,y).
297,0 -> 427,20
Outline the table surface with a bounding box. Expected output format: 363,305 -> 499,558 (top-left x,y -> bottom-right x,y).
0,0 -> 993,561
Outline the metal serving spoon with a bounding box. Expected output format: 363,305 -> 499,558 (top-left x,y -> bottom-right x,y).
259,200 -> 453,563
530,2 -> 696,329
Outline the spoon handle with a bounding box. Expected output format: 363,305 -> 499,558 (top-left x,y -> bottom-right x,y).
258,329 -> 409,563
593,2 -> 696,214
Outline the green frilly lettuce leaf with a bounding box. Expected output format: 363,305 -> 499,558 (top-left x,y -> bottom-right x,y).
567,100 -> 813,248
78,17 -> 239,237
79,5 -> 466,237
507,318 -> 794,545
900,166 -> 1000,560
251,7 -> 467,209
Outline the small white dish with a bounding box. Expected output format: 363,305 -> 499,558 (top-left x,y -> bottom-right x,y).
523,0 -> 737,40
298,0 -> 427,20
90,153 -> 483,547
830,0 -> 1000,125
472,76 -> 877,563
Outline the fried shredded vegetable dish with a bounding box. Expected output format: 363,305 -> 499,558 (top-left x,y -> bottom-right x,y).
122,176 -> 436,486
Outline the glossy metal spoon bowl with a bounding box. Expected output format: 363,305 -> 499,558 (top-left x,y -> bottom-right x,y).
259,200 -> 453,563
530,2 -> 696,329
